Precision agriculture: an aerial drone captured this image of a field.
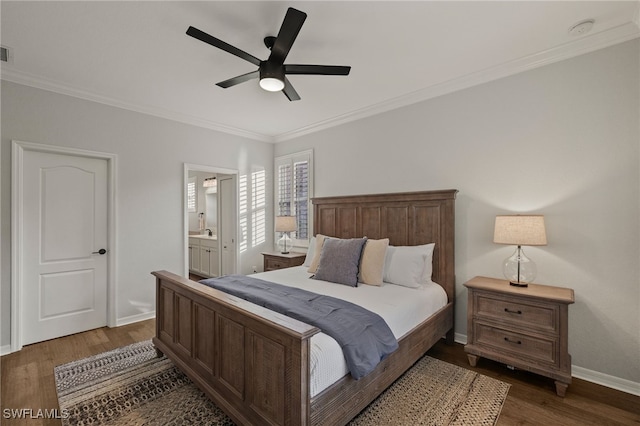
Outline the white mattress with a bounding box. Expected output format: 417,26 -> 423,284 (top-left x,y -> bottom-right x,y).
251,266 -> 448,397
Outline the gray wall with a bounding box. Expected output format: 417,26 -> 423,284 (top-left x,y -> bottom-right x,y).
276,40 -> 640,384
1,81 -> 274,347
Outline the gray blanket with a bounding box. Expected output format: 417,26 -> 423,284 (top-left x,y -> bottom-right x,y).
200,274 -> 398,379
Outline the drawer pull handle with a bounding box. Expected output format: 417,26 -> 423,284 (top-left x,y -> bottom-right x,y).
504,308 -> 522,315
504,337 -> 522,345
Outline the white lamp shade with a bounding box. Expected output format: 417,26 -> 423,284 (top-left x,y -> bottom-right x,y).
275,216 -> 297,232
493,215 -> 547,246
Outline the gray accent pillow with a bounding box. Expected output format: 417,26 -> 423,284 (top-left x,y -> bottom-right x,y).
313,237 -> 367,287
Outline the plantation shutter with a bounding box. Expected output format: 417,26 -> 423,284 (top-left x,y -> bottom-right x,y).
293,160 -> 309,240
238,174 -> 248,252
275,150 -> 313,247
252,170 -> 266,246
187,176 -> 197,213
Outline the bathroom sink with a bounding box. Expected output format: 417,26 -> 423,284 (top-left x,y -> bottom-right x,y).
191,234 -> 217,239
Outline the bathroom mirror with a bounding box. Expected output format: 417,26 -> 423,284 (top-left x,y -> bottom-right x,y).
205,190 -> 217,234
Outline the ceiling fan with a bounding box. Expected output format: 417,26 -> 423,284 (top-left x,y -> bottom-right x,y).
186,7 -> 351,101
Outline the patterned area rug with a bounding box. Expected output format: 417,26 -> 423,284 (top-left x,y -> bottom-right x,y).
55,340 -> 509,425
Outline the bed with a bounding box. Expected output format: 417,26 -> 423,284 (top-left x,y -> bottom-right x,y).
152,189 -> 457,426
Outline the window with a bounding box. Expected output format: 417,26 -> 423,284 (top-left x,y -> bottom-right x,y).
238,169 -> 267,253
187,176 -> 197,213
252,170 -> 266,246
275,150 -> 313,247
239,174 -> 248,252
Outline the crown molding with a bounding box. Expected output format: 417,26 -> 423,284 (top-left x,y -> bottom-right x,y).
274,22 -> 640,142
2,21 -> 638,144
0,68 -> 274,143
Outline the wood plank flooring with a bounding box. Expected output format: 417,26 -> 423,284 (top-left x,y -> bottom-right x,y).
1,319 -> 638,425
426,341 -> 640,425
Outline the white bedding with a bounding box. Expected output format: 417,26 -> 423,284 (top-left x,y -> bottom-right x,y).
251,266 -> 448,397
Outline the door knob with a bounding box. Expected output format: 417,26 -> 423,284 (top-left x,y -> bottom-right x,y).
92,248 -> 107,255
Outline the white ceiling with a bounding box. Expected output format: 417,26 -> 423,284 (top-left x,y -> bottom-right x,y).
2,1 -> 638,142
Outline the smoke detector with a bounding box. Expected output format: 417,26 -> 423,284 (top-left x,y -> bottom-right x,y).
569,19 -> 595,36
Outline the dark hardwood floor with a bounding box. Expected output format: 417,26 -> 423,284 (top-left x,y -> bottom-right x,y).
1,319 -> 638,425
426,341 -> 640,425
1,320 -> 156,426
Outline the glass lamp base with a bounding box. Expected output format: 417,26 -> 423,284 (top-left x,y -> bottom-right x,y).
503,246 -> 536,287
277,234 -> 292,254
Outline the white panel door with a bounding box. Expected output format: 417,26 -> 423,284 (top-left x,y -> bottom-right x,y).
219,176 -> 236,275
21,150 -> 108,345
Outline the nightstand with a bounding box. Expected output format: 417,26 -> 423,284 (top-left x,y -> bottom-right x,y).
464,276 -> 575,396
261,251 -> 306,272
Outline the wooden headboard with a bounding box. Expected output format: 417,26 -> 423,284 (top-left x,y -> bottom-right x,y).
312,190 -> 457,303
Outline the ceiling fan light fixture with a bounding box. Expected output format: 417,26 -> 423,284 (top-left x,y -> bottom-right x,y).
259,77 -> 285,92
187,7 -> 350,101
259,61 -> 285,92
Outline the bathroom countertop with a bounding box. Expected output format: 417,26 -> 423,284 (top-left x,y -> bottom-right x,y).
189,234 -> 217,240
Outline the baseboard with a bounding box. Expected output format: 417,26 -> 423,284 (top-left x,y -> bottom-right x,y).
573,366 -> 640,396
454,333 -> 640,396
115,311 -> 156,327
454,332 -> 467,345
0,344 -> 11,356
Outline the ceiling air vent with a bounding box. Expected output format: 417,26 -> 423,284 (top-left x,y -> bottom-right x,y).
0,46 -> 9,62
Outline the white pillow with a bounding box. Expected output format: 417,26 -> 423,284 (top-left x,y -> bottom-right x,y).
307,234 -> 328,273
383,243 -> 435,288
303,236 -> 316,267
421,243 -> 435,283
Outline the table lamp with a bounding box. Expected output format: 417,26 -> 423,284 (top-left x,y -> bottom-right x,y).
493,215 -> 547,286
275,216 -> 297,254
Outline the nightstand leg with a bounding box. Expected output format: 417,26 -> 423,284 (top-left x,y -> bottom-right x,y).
554,381 -> 569,397
467,354 -> 479,367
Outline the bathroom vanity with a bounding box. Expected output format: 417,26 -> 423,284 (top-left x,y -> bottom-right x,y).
188,235 -> 219,277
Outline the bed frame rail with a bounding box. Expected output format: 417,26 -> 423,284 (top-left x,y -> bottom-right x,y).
310,302 -> 453,424
152,270 -> 320,425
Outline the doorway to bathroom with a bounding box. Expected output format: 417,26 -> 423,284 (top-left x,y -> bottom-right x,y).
184,164 -> 238,278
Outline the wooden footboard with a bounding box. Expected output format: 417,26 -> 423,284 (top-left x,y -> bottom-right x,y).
152,270 -> 320,425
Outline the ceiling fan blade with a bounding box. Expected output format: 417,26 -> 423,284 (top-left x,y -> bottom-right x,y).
282,77 -> 301,101
187,26 -> 261,66
269,8 -> 307,64
284,65 -> 351,76
216,70 -> 260,88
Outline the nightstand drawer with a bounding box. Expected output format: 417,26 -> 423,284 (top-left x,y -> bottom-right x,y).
475,322 -> 557,365
475,293 -> 558,333
262,252 -> 306,272
265,258 -> 286,271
